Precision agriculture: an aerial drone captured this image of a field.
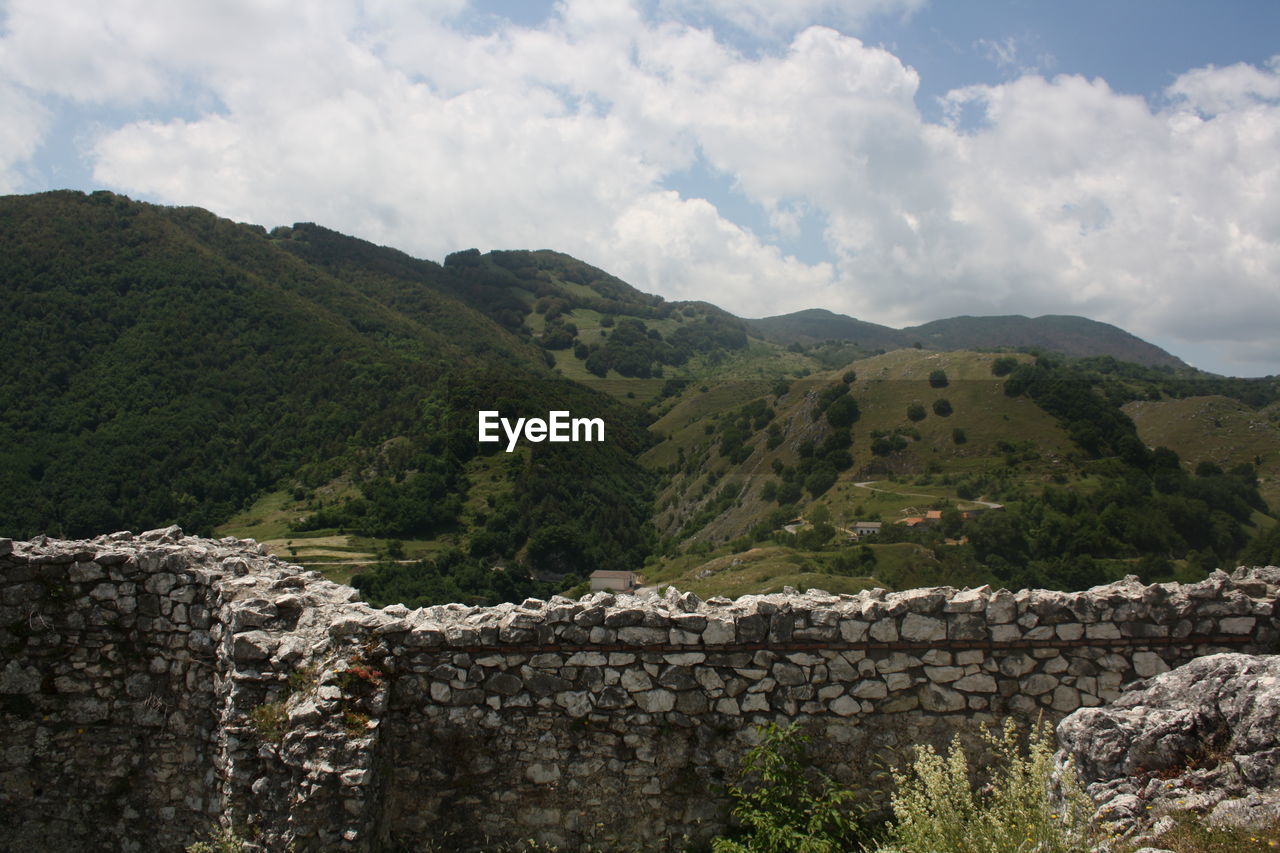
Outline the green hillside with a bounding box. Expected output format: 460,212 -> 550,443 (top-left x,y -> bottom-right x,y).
1123,395 -> 1280,511
4,189 -> 1277,606
640,348 -> 1277,593
0,191 -> 657,605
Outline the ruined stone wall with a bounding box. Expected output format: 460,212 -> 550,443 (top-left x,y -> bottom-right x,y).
2,531 -> 1277,852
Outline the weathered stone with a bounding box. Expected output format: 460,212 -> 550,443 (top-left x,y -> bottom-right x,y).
1021,674 -> 1058,695
953,673 -> 997,693
868,619 -> 898,642
901,613 -> 946,642
1133,651 -> 1170,678
850,679 -> 888,700
771,662 -> 806,686
923,665 -> 963,683
919,683 -> 965,712
876,652 -> 919,674
232,630 -> 276,661
658,666 -> 698,691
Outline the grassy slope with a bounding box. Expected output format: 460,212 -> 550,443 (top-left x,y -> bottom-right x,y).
1123,396 -> 1280,511
646,350 -> 1074,546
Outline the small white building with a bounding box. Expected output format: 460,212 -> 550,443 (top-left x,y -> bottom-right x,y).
589,570 -> 639,592
851,521 -> 882,538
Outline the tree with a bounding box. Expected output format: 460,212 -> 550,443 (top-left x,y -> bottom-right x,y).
929,369 -> 949,388
991,356 -> 1018,377
907,403 -> 926,422
932,398 -> 953,416
805,464 -> 838,498
711,723 -> 863,853
826,395 -> 860,428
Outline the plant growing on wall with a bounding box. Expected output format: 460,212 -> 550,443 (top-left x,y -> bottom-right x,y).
874,718 -> 1093,853
712,722 -> 867,853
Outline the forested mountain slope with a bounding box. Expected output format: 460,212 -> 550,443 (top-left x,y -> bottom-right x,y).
0,191 -> 655,596
3,189 -> 1276,608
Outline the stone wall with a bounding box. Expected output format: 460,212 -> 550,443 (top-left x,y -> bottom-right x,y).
2,531 -> 1277,851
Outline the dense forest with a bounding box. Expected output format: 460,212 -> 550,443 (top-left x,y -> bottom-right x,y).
0,191 -> 657,597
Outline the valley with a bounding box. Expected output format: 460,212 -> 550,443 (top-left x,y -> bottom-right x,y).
3,190 -> 1279,610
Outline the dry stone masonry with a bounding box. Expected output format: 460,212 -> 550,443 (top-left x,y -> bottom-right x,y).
2,530 -> 1278,851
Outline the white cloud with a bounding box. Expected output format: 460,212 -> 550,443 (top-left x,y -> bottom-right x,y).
2,1 -> 1279,374
1167,56 -> 1280,115
0,81 -> 47,191
606,191 -> 836,313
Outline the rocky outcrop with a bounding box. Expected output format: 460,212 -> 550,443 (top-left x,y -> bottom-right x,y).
3,530 -> 1279,851
1057,653 -> 1280,849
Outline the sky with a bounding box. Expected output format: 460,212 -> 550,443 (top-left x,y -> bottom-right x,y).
2,1 -> 1278,377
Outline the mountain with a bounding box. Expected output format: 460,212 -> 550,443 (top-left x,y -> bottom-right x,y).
0,190 -> 657,595
907,315 -> 1187,369
3,189 -> 1276,606
745,308 -> 905,351
747,310 -> 1188,369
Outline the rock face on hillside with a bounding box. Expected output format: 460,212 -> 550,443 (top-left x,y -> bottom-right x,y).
1057,653 -> 1280,849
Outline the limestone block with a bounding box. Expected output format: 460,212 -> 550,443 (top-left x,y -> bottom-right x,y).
991,624 -> 1021,643
702,619 -> 735,645
1043,656 -> 1069,675
1086,622 -> 1122,640
920,683 -> 965,712
901,614 -> 946,642
953,673 -> 997,693
869,619 -> 898,642
876,652 -> 919,674
947,614 -> 988,641
944,586 -> 990,613
850,679 -> 888,700
1133,651 -> 1170,678
232,630 -> 276,662
771,663 -> 806,686
923,666 -> 963,683
1221,616 -> 1257,634
1021,674 -> 1058,696
658,666 -> 698,691
884,672 -> 912,691
839,619 -> 870,642
1056,623 -> 1084,641
986,591 -> 1018,624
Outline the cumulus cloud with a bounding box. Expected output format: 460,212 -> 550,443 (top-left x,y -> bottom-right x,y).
2,0 -> 1278,374
0,82 -> 47,192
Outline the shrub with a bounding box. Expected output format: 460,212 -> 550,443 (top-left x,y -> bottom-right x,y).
712,723 -> 865,853
826,395 -> 860,428
875,719 -> 1093,853
991,356 -> 1018,377
929,369 -> 949,388
906,403 -> 926,423
952,428 -> 967,445
932,398 -> 953,417
248,701 -> 289,744
186,828 -> 248,853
